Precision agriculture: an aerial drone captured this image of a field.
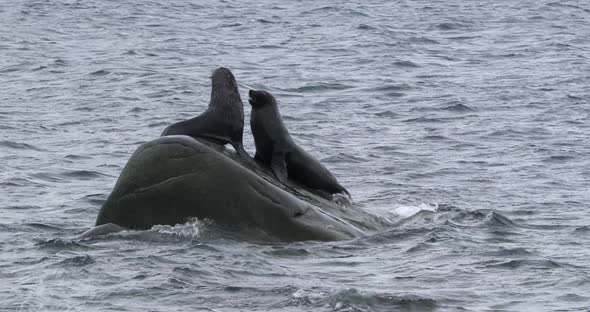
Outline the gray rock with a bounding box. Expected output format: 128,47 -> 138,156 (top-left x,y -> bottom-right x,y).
94,135 -> 373,241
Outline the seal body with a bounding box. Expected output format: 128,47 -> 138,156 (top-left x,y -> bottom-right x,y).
249,90 -> 350,196
161,67 -> 249,159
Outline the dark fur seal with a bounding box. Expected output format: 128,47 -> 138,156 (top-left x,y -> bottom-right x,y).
249,89 -> 350,197
161,67 -> 249,159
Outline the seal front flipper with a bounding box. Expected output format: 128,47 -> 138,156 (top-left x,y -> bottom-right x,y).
254,151 -> 264,163
271,149 -> 288,184
231,142 -> 256,165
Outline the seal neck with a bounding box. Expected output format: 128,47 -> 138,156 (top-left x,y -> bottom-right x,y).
209,80 -> 241,108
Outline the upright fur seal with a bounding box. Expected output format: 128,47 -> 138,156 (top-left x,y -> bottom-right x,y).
161,67 -> 249,159
249,89 -> 350,197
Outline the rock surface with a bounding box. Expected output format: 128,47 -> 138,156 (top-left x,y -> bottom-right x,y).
95,135 -> 375,241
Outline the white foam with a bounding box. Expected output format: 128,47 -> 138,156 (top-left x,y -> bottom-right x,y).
393,203 -> 438,218
150,218 -> 201,238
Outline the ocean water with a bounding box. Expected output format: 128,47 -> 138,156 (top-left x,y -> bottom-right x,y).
1,0 -> 589,311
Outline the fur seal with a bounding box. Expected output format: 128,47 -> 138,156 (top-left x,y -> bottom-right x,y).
161,67 -> 249,159
249,89 -> 350,197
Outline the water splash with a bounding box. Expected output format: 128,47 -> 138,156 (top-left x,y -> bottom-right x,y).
150,218 -> 202,239
394,203 -> 438,218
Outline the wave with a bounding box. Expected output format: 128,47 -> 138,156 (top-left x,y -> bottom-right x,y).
89,69 -> 110,76
0,140 -> 44,151
29,169 -> 110,183
357,205 -> 523,249
375,110 -> 399,118
491,247 -> 534,257
263,247 -> 310,258
277,288 -> 438,311
64,154 -> 92,160
80,193 -> 107,206
432,22 -> 470,31
60,169 -> 110,180
53,255 -> 95,267
403,116 -> 445,123
482,259 -> 567,269
410,103 -> 472,112
284,82 -> 353,93
322,153 -> 368,164
328,289 -> 437,311
393,60 -> 420,68
34,238 -> 91,251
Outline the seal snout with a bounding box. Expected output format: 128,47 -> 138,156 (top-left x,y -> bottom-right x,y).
248,89 -> 275,108
248,89 -> 258,106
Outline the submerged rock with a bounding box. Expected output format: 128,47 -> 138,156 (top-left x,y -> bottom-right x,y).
94,135 -> 377,241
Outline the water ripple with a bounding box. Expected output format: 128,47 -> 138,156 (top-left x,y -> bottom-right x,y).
0,140 -> 45,151
1,0 -> 589,310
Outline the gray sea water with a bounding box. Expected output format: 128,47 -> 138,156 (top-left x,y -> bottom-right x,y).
1,0 -> 590,311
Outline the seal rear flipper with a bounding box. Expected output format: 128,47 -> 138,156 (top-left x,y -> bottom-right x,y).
232,142 -> 249,158
271,150 -> 289,184
338,185 -> 351,198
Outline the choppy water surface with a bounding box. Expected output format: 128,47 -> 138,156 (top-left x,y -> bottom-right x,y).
1,0 -> 589,311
